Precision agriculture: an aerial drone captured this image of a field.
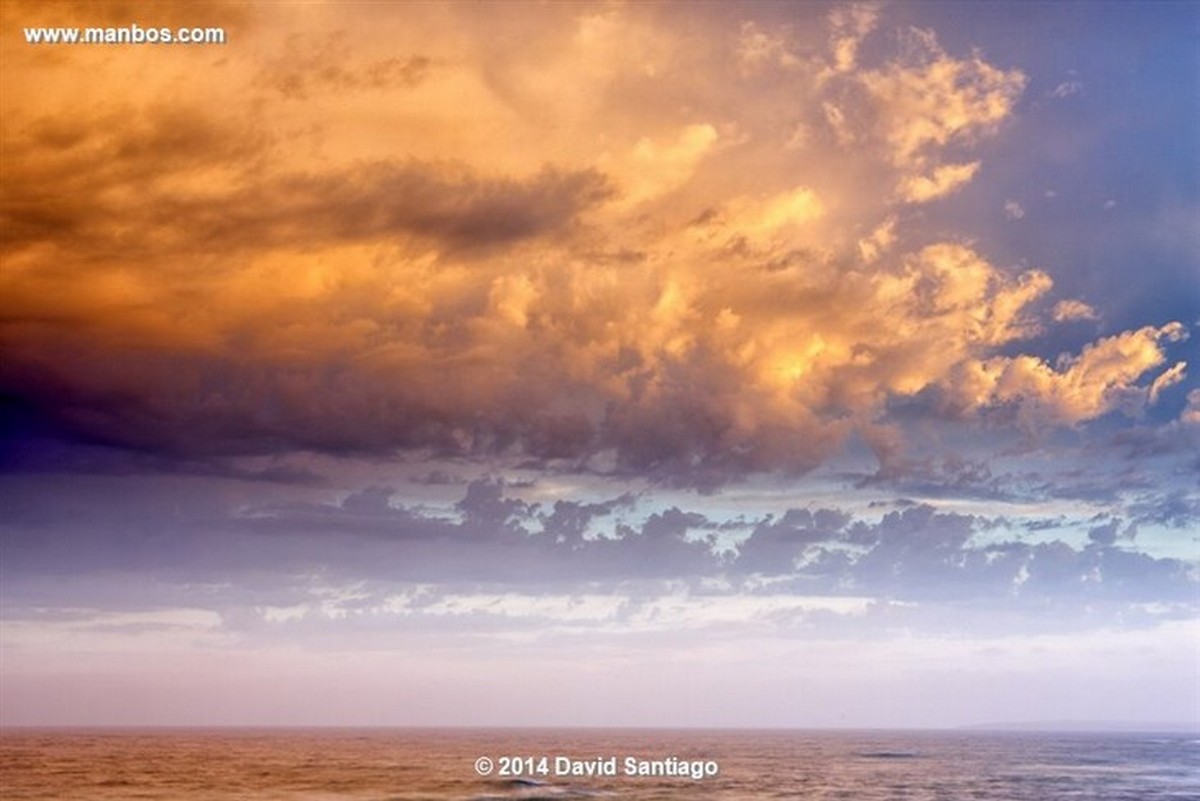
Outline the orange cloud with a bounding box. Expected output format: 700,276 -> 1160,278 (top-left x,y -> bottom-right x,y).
955,323 -> 1188,425
0,1 -> 1185,487
856,27 -> 1025,202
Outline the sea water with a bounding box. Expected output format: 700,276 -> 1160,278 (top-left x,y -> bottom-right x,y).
1,728 -> 1197,800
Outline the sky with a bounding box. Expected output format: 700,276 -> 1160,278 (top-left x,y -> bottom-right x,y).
1,1 -> 1197,729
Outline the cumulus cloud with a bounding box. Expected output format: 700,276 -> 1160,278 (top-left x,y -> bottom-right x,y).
0,1 -> 1186,490
856,27 -> 1025,200
952,323 -> 1189,425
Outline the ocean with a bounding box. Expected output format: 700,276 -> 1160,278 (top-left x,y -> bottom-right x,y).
1,728 -> 1197,800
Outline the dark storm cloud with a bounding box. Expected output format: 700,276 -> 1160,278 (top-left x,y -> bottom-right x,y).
0,339 -> 606,463
1,327 -> 833,489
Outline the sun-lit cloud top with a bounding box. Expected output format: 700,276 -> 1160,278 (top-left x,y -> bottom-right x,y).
1,0 -> 1189,488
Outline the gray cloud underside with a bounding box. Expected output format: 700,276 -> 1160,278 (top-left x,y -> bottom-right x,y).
4,479 -> 1193,618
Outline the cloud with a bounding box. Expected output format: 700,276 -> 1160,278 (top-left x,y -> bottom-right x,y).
1052,299 -> 1099,322
827,3 -> 880,73
897,161 -> 980,202
3,0 -> 249,32
733,507 -> 851,575
857,216 -> 896,262
0,0 -> 1187,491
1004,200 -> 1026,220
1127,489 -> 1200,529
1048,80 -> 1083,99
3,476 -> 1194,622
856,27 -> 1025,200
952,323 -> 1189,425
1148,361 -> 1187,404
261,32 -> 433,100
855,454 -> 1017,503
1183,389 -> 1200,425
610,123 -> 719,207
5,148 -> 612,260
737,21 -> 802,73
4,216 -> 1184,486
3,0 -> 1198,733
